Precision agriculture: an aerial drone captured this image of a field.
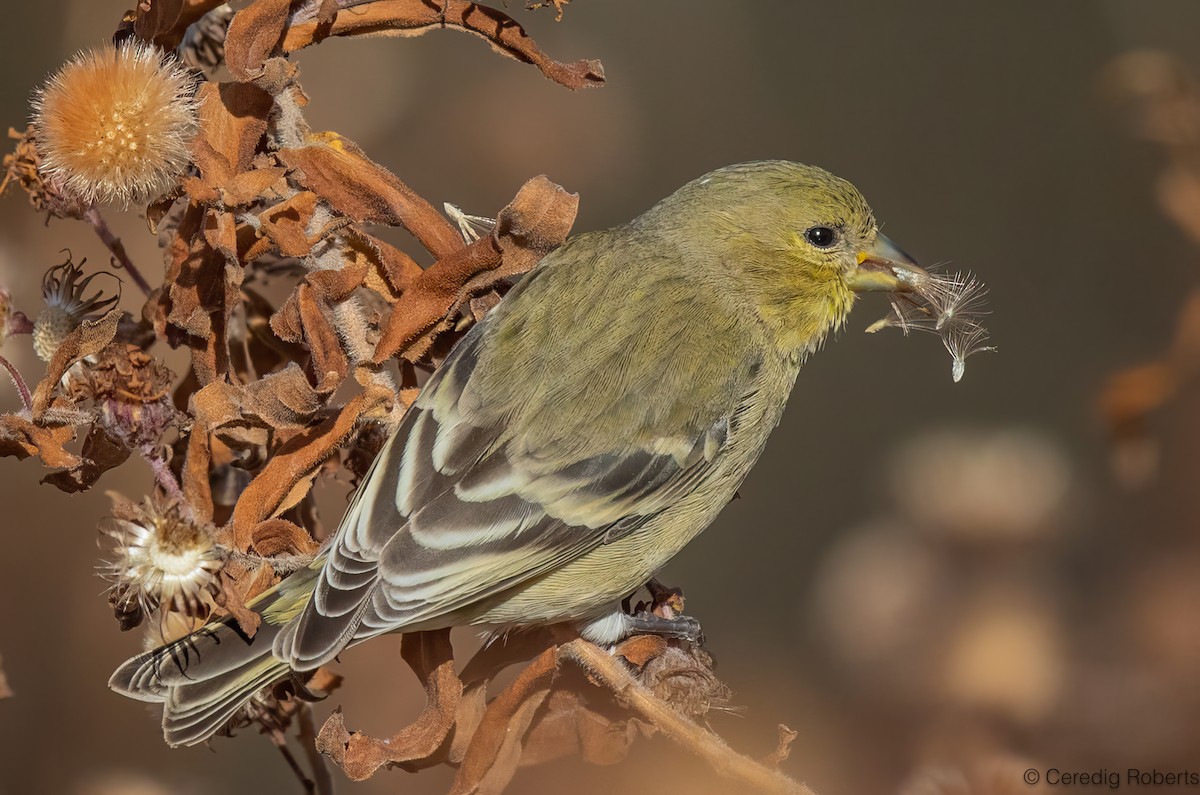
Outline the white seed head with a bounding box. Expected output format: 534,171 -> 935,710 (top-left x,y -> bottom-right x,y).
867,269 -> 994,382
100,500 -> 222,627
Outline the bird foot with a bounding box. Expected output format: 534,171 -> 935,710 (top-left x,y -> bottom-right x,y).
626,611 -> 705,643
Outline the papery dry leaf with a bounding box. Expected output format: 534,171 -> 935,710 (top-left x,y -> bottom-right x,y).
279,139 -> 463,259
450,646 -> 559,795
282,0 -> 605,91
230,387 -> 391,544
242,364 -> 328,428
182,416 -> 215,522
41,424 -> 131,493
354,231 -> 424,297
192,82 -> 273,189
224,0 -> 293,82
220,166 -> 286,208
518,688 -> 639,768
252,191 -> 321,259
317,629 -> 462,780
246,517 -> 320,557
215,561 -> 276,637
297,282 -> 349,391
373,175 -> 577,363
31,308 -> 122,418
0,413 -> 80,469
135,0 -> 229,51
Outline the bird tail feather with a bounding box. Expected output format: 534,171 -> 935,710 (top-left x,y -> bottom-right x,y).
108,567 -> 318,747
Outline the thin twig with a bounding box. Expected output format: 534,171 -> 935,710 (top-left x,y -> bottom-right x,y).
298,703 -> 335,795
0,353 -> 33,412
84,206 -> 153,296
559,639 -> 816,795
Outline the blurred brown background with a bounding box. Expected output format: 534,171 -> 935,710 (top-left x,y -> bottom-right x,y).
3,1 -> 1200,793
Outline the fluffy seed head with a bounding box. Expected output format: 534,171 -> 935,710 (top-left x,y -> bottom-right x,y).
100,498 -> 222,632
32,41 -> 197,208
32,255 -> 119,361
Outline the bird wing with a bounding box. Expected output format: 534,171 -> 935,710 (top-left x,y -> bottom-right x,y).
279,248 -> 761,669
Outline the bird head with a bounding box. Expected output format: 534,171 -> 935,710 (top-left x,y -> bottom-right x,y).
645,160 -> 928,355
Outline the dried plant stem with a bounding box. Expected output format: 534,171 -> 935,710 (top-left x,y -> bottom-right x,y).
139,446 -> 187,507
298,704 -> 335,795
0,354 -> 32,412
84,206 -> 152,295
559,640 -> 816,795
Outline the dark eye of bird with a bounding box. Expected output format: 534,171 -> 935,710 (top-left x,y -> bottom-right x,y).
804,226 -> 838,249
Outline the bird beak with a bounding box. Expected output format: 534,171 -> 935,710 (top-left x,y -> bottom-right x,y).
846,233 -> 930,292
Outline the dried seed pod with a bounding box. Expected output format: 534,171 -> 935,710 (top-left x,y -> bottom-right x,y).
75,343 -> 177,450
32,254 -> 120,361
32,41 -> 198,208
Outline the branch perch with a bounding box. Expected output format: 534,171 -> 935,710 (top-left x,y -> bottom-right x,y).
559,639 -> 816,795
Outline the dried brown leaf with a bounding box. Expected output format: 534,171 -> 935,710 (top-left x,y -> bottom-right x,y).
31,308 -> 122,419
41,424 -> 131,493
317,629 -> 462,780
373,176 -> 577,363
450,646 -> 559,795
220,166 -> 287,207
242,364 -> 328,428
193,82 -> 274,188
519,688 -> 639,768
230,387 -> 391,544
297,283 -> 349,392
224,0 -> 293,81
135,0 -> 228,50
215,561 -> 275,637
253,191 -> 321,258
282,0 -> 605,91
279,138 -> 463,259
246,518 -> 320,557
0,413 -> 80,469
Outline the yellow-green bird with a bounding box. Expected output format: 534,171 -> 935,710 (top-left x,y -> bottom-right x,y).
110,160 -> 928,746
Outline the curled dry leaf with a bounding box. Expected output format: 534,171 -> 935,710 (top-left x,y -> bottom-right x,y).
278,138 -> 463,259
134,0 -> 230,51
229,386 -> 392,545
0,413 -> 80,469
317,629 -> 462,780
30,308 -> 122,419
223,0 -> 295,82
282,0 -> 606,91
373,175 -> 579,363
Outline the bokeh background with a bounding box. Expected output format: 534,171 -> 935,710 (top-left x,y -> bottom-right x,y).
3,1 -> 1200,793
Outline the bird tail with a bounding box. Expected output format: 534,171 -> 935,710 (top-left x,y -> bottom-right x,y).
108,566 -> 319,747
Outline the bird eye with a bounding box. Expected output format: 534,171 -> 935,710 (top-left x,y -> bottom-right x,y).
803,226 -> 839,249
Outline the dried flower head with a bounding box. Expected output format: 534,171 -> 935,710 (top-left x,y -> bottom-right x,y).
100,497 -> 222,632
866,269 -> 994,382
69,343 -> 177,450
32,41 -> 197,208
0,126 -> 89,218
32,254 -> 119,361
